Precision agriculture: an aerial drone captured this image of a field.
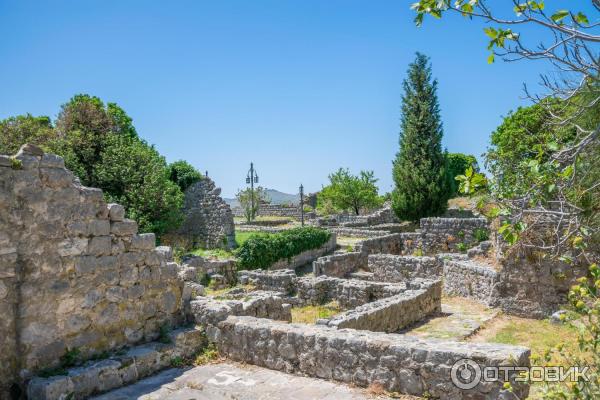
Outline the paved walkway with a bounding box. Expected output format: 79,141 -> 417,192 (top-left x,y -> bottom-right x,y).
92,362 -> 401,400
403,296 -> 498,340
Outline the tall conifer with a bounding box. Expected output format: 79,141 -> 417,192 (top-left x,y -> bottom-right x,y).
392,53 -> 451,221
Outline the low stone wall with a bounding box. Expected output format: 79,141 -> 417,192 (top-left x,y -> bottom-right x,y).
313,251 -> 366,277
190,292 -> 292,327
163,178 -> 235,250
26,327 -> 205,400
238,269 -> 297,295
418,217 -> 488,253
270,233 -> 337,270
329,227 -> 388,238
313,233 -> 403,277
443,260 -> 500,305
326,280 -> 442,332
0,146 -> 185,394
211,316 -> 530,399
295,276 -> 430,309
181,256 -> 237,285
357,233 -> 403,255
233,204 -> 302,219
367,254 -> 443,282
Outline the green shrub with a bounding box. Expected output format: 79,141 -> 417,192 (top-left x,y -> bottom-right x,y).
456,242 -> 468,253
474,228 -> 489,242
235,227 -> 331,270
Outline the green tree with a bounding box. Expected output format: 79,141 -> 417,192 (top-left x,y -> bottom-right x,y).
446,152 -> 479,195
95,135 -> 184,235
54,94 -> 115,186
0,114 -> 55,154
52,94 -> 186,235
486,101 -> 575,199
317,168 -> 382,215
391,53 -> 452,221
410,3 -> 599,397
236,186 -> 268,222
169,160 -> 203,192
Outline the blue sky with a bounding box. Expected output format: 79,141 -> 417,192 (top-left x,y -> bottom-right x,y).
0,1 -> 588,197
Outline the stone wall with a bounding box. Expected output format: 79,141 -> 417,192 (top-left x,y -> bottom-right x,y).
190,292 -> 292,327
443,260 -> 500,305
312,251 -> 365,278
313,233 -> 403,277
493,252 -> 589,318
211,316 -> 530,399
164,178 -> 235,250
325,280 -> 442,332
367,254 -> 443,282
418,217 -> 488,253
232,204 -> 303,219
270,233 -> 337,270
0,146 -> 185,395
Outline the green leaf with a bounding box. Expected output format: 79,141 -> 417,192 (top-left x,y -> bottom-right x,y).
484,27 -> 497,39
551,10 -> 569,23
574,12 -> 589,25
547,141 -> 559,151
487,53 -> 495,64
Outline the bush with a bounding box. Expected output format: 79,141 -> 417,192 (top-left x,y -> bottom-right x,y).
236,227 -> 331,270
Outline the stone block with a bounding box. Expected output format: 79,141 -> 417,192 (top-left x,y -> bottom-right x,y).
88,236 -> 112,256
130,233 -> 156,251
57,238 -> 89,257
107,203 -> 125,222
88,220 -> 110,236
110,219 -> 138,236
40,154 -> 65,169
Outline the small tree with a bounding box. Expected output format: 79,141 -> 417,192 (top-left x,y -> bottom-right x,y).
0,114 -> 55,155
169,160 -> 203,192
447,153 -> 479,196
317,168 -> 382,215
392,53 -> 452,221
236,186 -> 268,222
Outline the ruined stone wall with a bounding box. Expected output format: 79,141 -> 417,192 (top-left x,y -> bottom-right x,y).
165,178 -> 235,249
313,233 -> 403,277
326,281 -> 442,332
211,316 -> 530,399
232,204 -> 303,219
367,254 -> 443,282
443,260 -> 500,305
270,233 -> 337,270
494,253 -> 589,318
418,217 -> 488,253
0,146 -> 185,394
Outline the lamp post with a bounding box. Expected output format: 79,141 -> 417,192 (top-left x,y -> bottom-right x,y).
246,162 -> 259,220
299,183 -> 304,227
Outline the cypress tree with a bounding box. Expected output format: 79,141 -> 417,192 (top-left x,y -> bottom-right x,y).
392,53 -> 452,221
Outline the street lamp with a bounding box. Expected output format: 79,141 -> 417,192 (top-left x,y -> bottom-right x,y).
246,162 -> 259,220
299,183 -> 304,227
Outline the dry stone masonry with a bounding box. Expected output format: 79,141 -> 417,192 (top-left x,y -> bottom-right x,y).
164,178 -> 235,249
0,146 -> 187,395
211,316 -> 530,400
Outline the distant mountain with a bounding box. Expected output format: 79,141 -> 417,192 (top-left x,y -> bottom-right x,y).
224,188 -> 299,208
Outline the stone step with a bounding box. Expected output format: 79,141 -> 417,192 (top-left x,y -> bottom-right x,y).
27,327 -> 206,400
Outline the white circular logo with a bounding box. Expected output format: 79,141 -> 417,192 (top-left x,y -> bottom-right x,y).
451,358 -> 482,390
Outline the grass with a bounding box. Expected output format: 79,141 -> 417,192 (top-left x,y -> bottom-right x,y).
234,231 -> 261,247
336,236 -> 367,249
469,315 -> 582,399
187,231 -> 261,260
194,343 -> 220,366
291,301 -> 342,324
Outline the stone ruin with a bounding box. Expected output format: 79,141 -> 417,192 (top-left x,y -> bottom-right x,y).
0,146 -> 588,400
162,177 -> 236,250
